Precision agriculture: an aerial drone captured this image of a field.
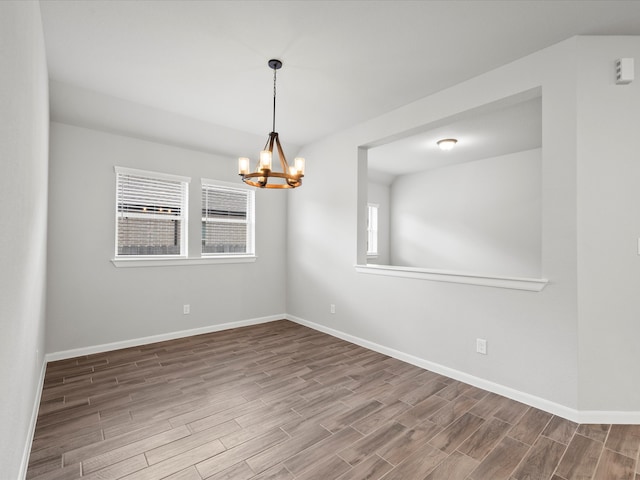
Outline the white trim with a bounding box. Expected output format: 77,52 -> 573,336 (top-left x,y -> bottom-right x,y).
355,264 -> 548,292
20,358 -> 47,480
45,314 -> 283,362
201,177 -> 252,190
114,165 -> 191,183
111,256 -> 257,267
286,314 -> 640,425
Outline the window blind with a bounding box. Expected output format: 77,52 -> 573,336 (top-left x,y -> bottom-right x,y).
201,183 -> 254,255
115,169 -> 189,256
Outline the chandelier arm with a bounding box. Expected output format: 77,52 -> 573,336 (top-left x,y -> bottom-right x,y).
273,135 -> 299,188
274,134 -> 290,171
268,132 -> 276,154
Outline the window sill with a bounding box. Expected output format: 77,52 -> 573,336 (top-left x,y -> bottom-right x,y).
112,256 -> 257,268
355,264 -> 548,292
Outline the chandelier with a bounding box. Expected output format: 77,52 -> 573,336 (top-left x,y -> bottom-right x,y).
238,59 -> 305,189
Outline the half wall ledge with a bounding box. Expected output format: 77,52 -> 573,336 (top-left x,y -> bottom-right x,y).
355,264 -> 548,292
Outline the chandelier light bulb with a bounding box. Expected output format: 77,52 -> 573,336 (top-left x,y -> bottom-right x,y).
238,157 -> 250,175
259,150 -> 272,171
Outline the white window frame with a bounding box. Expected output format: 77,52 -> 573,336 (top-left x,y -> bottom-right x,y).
113,166 -> 190,259
201,179 -> 255,257
367,203 -> 379,257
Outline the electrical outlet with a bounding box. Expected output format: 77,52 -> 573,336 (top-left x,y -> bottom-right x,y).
330,304 -> 336,314
183,304 -> 190,315
476,338 -> 487,355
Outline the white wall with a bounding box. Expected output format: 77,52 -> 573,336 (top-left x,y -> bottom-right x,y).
0,2 -> 49,477
389,149 -> 541,277
575,37 -> 640,412
46,123 -> 287,354
288,38 -> 581,414
367,181 -> 390,265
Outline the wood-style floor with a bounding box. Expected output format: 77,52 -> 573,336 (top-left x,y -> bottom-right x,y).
27,320 -> 640,480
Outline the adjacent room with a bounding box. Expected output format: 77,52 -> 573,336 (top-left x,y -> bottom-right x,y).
3,1 -> 640,479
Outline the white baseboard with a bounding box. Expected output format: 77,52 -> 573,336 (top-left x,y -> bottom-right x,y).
19,356 -> 47,480
45,314 -> 284,362
286,314 -> 640,425
574,410 -> 640,425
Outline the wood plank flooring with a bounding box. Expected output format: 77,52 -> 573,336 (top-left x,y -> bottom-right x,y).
26,320 -> 640,480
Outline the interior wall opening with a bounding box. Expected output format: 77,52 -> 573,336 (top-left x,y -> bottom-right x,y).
361,89 -> 543,280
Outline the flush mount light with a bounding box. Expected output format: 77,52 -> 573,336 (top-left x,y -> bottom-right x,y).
238,59 -> 305,189
437,138 -> 458,151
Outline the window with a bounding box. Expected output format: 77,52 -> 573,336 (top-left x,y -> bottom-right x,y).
115,167 -> 189,257
201,180 -> 254,256
367,203 -> 379,256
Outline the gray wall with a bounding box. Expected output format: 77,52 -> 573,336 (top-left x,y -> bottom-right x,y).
288,38 -> 580,412
575,37 -> 640,412
0,2 -> 49,476
389,149 -> 542,277
288,36 -> 640,415
46,123 -> 288,354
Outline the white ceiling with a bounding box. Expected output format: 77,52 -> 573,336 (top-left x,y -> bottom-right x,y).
368,95 -> 542,182
39,1 -> 640,156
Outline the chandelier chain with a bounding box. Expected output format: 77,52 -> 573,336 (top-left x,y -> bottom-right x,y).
272,66 -> 277,133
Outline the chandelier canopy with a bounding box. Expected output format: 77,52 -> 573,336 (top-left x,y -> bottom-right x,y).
238,59 -> 305,189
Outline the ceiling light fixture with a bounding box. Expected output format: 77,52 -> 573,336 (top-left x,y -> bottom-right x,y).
238,59 -> 305,189
437,138 -> 458,151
